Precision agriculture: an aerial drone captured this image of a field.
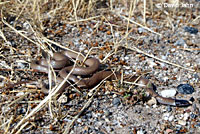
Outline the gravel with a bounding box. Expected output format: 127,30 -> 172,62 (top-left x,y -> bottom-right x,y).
0,0 -> 200,134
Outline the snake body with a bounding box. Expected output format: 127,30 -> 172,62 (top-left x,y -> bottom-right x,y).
31,50 -> 191,107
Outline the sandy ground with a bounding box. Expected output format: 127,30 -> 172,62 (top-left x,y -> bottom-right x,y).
0,0 -> 199,134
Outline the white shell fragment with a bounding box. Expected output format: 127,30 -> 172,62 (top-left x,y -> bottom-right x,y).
160,89 -> 177,98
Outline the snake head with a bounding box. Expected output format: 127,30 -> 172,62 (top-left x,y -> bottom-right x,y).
175,99 -> 191,107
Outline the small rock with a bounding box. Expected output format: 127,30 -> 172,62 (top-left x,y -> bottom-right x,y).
165,128 -> 173,134
16,92 -> 25,96
196,122 -> 200,127
163,113 -> 170,121
184,26 -> 198,34
166,106 -> 172,112
104,110 -> 111,117
63,118 -> 72,122
147,97 -> 157,106
171,48 -> 176,52
194,73 -> 200,81
124,56 -> 129,60
174,38 -> 186,46
162,76 -> 169,82
190,113 -> 197,119
168,115 -> 174,122
177,84 -> 194,94
185,62 -> 191,67
161,89 -> 177,97
17,62 -> 26,69
58,95 -> 68,103
77,118 -> 82,123
161,55 -> 167,60
183,113 -> 190,121
137,129 -> 144,134
152,104 -> 157,108
96,131 -> 105,134
138,27 -> 146,33
147,58 -> 157,68
178,120 -> 186,125
112,98 -> 121,107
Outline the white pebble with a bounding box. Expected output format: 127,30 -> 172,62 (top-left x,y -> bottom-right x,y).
115,32 -> 120,37
161,55 -> 167,60
178,120 -> 186,125
163,113 -> 170,121
124,56 -> 129,60
168,115 -> 174,122
147,58 -> 157,68
137,129 -> 144,134
16,92 -> 25,96
185,63 -> 191,66
183,113 -> 190,121
77,118 -> 82,123
147,97 -> 157,106
160,63 -> 166,68
83,49 -> 88,53
161,89 -> 177,97
171,48 -> 176,52
63,118 -> 72,122
173,68 -> 179,73
86,33 -> 91,37
162,76 -> 169,82
178,114 -> 184,119
58,95 -> 68,103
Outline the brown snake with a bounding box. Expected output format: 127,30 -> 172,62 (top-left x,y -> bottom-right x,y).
30,50 -> 191,107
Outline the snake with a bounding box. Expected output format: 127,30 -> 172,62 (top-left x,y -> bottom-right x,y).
30,50 -> 191,107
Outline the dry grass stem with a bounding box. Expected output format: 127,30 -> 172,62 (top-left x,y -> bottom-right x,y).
11,57 -> 81,133
115,13 -> 162,36
129,46 -> 195,72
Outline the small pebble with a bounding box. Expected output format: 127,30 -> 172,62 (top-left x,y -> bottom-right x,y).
161,55 -> 167,60
104,110 -> 111,117
96,131 -> 105,134
163,113 -> 170,121
190,113 -> 197,119
168,115 -> 174,122
124,56 -> 129,60
137,129 -> 144,134
147,58 -> 157,68
112,98 -> 121,107
196,122 -> 200,127
171,48 -> 176,52
17,62 -> 26,69
162,76 -> 169,82
147,97 -> 157,106
161,89 -> 176,97
174,38 -> 186,46
165,128 -> 173,134
178,120 -> 186,125
183,113 -> 190,121
177,84 -> 194,94
58,95 -> 68,103
166,106 -> 172,112
77,118 -> 82,123
138,27 -> 146,33
63,118 -> 72,122
193,73 -> 199,81
16,92 -> 25,96
184,26 -> 198,34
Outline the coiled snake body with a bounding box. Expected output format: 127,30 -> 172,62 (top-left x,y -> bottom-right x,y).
31,50 -> 191,107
